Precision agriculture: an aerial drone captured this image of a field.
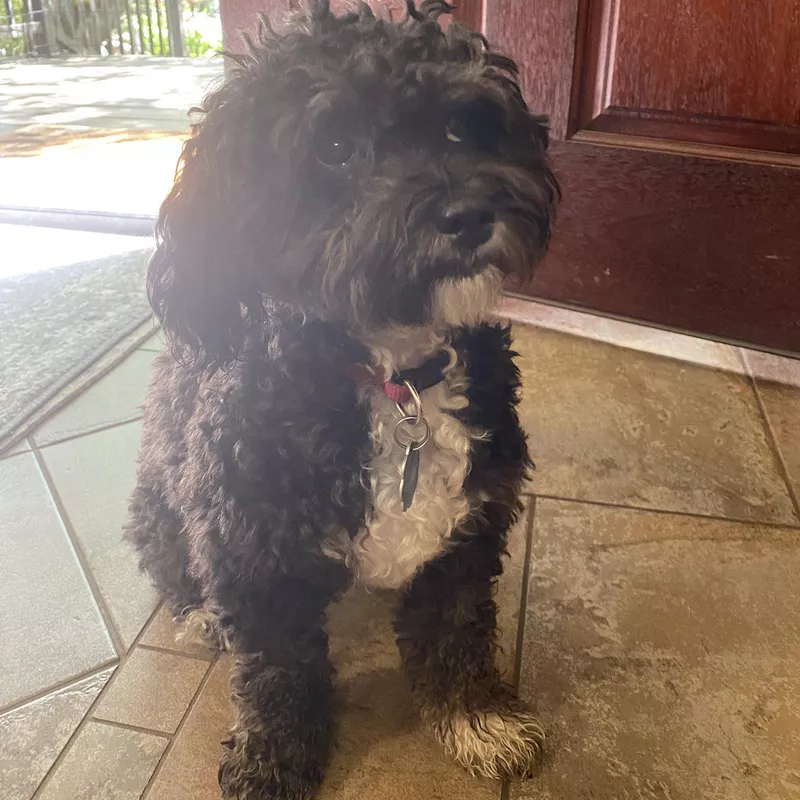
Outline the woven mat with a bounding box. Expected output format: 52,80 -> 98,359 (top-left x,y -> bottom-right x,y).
0,248 -> 154,453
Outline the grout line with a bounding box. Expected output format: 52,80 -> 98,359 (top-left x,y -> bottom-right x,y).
499,501 -> 538,800
521,491 -> 800,531
734,346 -> 751,374
137,642 -> 216,662
35,413 -> 145,451
31,446 -> 127,657
511,498 -> 537,692
92,717 -> 173,741
743,368 -> 800,523
0,660 -> 118,718
140,653 -> 220,799
0,435 -> 34,460
31,602 -> 163,799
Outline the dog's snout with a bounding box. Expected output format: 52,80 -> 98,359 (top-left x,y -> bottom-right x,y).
436,200 -> 495,248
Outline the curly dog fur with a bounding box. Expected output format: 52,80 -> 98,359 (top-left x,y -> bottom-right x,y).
125,1 -> 558,796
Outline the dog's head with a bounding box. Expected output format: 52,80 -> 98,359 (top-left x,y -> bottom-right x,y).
150,0 -> 559,365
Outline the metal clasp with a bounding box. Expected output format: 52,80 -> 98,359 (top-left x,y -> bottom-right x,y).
394,380 -> 423,425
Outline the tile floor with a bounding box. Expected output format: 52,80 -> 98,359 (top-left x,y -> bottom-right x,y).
1,303 -> 799,800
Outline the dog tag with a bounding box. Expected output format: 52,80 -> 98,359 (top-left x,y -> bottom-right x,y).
400,443 -> 420,511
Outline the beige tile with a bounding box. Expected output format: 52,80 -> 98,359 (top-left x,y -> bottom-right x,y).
139,604 -> 216,660
94,648 -> 209,734
41,421 -> 159,649
34,348 -> 158,446
146,658 -> 233,800
513,499 -> 800,800
0,453 -> 115,708
500,296 -> 743,372
146,514 -> 533,800
38,721 -> 167,800
513,324 -> 798,524
0,667 -> 114,800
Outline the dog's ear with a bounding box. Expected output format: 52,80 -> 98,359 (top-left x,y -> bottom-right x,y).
149,38 -> 323,368
147,115 -> 262,369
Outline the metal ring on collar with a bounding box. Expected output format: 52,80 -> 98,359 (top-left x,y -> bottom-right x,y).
394,380 -> 423,425
393,415 -> 431,450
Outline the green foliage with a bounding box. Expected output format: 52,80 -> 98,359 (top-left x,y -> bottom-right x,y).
0,36 -> 26,58
184,28 -> 213,58
189,0 -> 219,15
1,0 -> 221,58
1,0 -> 30,57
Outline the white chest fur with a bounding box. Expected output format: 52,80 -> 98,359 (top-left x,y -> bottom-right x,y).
350,364 -> 483,590
323,269 -> 503,590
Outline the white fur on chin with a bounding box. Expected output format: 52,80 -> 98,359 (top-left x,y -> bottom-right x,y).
432,266 -> 504,329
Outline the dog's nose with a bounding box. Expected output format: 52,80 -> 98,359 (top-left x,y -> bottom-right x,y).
436,201 -> 496,248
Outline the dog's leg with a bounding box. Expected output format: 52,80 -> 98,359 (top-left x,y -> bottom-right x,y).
394,528 -> 543,780
217,576 -> 341,800
125,480 -> 202,615
125,480 -> 232,649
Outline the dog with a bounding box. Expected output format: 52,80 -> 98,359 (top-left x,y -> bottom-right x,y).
125,1 -> 559,797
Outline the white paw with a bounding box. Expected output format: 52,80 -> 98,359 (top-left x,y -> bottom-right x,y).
434,707 -> 545,779
175,604 -> 231,651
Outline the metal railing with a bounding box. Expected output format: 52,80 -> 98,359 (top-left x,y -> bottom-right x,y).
0,0 -> 186,57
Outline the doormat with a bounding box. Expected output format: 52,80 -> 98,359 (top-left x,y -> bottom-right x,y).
0,248 -> 154,453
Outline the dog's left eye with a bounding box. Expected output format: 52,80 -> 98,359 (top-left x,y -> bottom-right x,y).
445,117 -> 468,143
316,136 -> 356,168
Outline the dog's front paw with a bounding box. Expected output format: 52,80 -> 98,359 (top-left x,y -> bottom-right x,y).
218,732 -> 321,800
432,701 -> 545,780
175,603 -> 231,652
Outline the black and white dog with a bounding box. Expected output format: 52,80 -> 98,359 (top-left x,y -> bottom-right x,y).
125,1 -> 558,796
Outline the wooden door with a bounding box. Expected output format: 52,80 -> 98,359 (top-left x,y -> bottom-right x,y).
456,0 -> 800,355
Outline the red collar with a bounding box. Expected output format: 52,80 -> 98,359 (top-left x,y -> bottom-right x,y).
344,350 -> 451,404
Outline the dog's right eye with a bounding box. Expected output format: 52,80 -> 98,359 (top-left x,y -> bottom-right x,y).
316,136 -> 356,168
445,105 -> 503,152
